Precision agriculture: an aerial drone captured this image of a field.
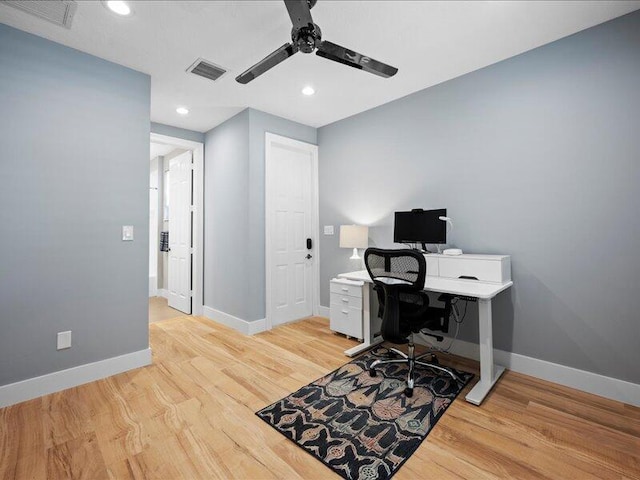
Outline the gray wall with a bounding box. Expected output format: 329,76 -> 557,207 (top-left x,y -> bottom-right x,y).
204,110 -> 251,319
151,122 -> 204,144
318,11 -> 640,384
0,24 -> 151,386
204,108 -> 316,321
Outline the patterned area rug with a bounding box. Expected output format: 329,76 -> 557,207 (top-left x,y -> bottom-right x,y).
256,347 -> 473,480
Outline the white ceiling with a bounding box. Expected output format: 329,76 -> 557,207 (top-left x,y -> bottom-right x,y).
1,1 -> 638,132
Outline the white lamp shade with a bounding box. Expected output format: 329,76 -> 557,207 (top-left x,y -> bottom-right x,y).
339,225 -> 369,249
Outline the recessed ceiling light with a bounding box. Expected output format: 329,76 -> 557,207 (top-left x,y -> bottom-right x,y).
105,1 -> 131,16
302,86 -> 315,96
176,107 -> 189,115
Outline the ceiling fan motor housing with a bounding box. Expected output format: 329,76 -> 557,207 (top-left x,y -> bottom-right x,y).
292,23 -> 322,53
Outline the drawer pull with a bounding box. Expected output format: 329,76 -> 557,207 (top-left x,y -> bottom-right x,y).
341,298 -> 349,302
342,309 -> 349,314
341,287 -> 349,292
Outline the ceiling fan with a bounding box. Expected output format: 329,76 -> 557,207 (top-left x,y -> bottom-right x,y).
235,0 -> 398,84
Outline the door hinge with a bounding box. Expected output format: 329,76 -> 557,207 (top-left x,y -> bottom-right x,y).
190,290 -> 194,297
190,205 -> 196,212
190,247 -> 195,254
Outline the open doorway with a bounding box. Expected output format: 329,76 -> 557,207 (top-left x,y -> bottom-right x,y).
149,133 -> 204,323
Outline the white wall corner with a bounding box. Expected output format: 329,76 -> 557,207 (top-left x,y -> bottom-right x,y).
0,348 -> 152,409
248,318 -> 267,335
414,335 -> 640,407
149,276 -> 158,298
158,289 -> 169,299
318,305 -> 330,318
203,306 -> 266,336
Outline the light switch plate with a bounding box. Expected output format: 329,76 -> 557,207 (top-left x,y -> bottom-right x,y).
324,225 -> 334,235
122,225 -> 134,241
57,331 -> 71,350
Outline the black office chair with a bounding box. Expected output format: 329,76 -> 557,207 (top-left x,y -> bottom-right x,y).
364,248 -> 461,397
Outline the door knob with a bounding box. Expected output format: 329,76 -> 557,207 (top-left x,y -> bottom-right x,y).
305,254 -> 313,260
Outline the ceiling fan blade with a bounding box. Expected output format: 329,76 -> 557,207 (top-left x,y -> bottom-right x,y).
284,0 -> 314,29
236,43 -> 298,84
316,40 -> 398,78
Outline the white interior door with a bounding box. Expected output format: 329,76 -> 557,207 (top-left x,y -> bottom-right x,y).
149,157 -> 159,297
168,151 -> 192,314
266,134 -> 318,327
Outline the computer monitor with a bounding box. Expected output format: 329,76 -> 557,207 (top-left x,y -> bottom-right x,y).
393,208 -> 447,245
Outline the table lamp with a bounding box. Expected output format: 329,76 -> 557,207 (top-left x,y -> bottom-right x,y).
339,225 -> 369,260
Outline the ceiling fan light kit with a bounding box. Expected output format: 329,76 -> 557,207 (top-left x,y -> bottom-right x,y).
236,0 -> 398,84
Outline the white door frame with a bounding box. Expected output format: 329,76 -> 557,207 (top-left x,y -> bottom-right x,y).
150,132 -> 204,316
265,132 -> 320,331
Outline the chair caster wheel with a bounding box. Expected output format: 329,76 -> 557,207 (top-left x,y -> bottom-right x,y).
369,368 -> 377,377
404,387 -> 413,397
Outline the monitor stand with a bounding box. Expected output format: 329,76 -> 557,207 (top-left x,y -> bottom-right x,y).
420,242 -> 439,254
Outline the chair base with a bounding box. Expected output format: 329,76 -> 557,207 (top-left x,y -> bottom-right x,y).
369,337 -> 462,396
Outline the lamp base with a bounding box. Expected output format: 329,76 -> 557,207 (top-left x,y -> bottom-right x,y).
350,247 -> 360,260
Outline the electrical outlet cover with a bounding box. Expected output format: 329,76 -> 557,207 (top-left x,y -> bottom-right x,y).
57,331 -> 72,350
122,225 -> 134,241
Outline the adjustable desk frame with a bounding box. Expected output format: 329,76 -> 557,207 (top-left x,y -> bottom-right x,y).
337,270 -> 513,406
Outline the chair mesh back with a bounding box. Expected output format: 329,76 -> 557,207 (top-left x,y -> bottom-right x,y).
364,248 -> 426,290
364,248 -> 427,343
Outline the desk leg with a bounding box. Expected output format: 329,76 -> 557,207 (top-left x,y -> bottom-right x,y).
465,298 -> 505,405
344,283 -> 383,357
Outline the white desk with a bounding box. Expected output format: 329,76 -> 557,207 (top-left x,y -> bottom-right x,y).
337,270 -> 513,406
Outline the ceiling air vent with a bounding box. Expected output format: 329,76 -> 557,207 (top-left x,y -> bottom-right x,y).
186,58 -> 227,82
2,0 -> 77,29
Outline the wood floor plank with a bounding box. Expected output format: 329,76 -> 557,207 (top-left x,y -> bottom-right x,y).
399,443 -> 497,480
527,401 -> 640,460
1,315 -> 639,479
0,399 -> 47,480
42,387 -> 95,450
46,432 -> 109,480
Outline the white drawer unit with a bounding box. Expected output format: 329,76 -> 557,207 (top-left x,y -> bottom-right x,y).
330,280 -> 363,298
425,253 -> 511,284
331,294 -> 362,309
329,278 -> 364,339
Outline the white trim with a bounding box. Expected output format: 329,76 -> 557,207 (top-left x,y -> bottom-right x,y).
158,288 -> 169,299
149,275 -> 157,297
0,348 -> 152,408
415,335 -> 640,407
150,133 -> 204,316
248,318 -> 268,335
311,146 -> 321,317
203,306 -> 267,336
265,133 -> 320,330
318,305 -> 330,318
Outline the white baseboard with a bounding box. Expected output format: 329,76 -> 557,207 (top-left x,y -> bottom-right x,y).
248,318 -> 267,335
0,348 -> 152,409
203,306 -> 267,336
158,289 -> 169,299
415,335 -> 640,407
317,305 -> 330,318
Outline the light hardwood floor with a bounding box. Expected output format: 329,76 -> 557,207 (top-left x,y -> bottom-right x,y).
148,297 -> 183,323
1,316 -> 639,479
